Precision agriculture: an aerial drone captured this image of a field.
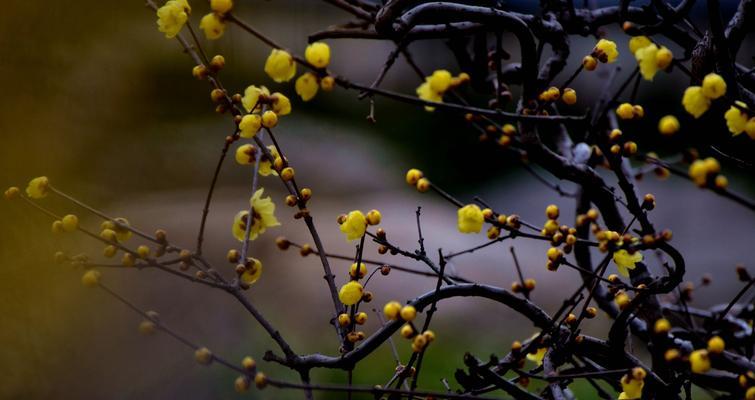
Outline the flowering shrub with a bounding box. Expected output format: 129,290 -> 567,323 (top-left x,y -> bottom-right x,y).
5,1 -> 755,399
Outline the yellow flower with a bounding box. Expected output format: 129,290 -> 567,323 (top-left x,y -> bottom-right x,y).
210,0 -> 232,15
658,115 -> 680,136
295,73 -> 319,101
101,217 -> 133,242
682,86 -> 710,118
745,118 -> 755,140
235,144 -> 257,165
415,70 -> 467,111
239,114 -> 261,138
628,36 -> 652,54
613,249 -> 643,277
304,42 -> 330,69
457,204 -> 484,234
416,82 -> 442,111
271,92 -> 291,116
199,13 -> 226,40
428,70 -> 453,93
619,372 -> 645,399
232,188 -> 280,241
689,349 -> 711,374
81,269 -> 101,288
526,348 -> 547,366
688,159 -> 709,187
594,39 -> 618,63
701,73 -> 726,99
340,210 -> 367,241
241,258 -> 262,284
656,46 -> 673,70
259,145 -> 280,177
383,301 -> 402,320
635,43 -> 659,81
616,103 -> 635,119
338,281 -> 363,305
724,101 -> 749,135
156,0 -> 190,39
61,214 -> 79,232
241,85 -> 270,113
26,176 -> 49,199
264,49 -> 296,83
349,262 -> 367,279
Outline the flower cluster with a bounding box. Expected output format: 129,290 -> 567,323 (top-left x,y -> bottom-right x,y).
583,38 -> 618,70
199,0 -> 233,40
294,42 -> 335,101
416,70 -> 470,111
688,157 -> 728,189
628,36 -> 673,81
681,73 -> 726,118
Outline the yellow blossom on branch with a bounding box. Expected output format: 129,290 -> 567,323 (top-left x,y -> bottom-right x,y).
416,70 -> 469,111
271,92 -> 291,116
340,210 -> 367,241
593,39 -> 618,63
613,249 -> 643,277
264,49 -> 296,83
156,0 -> 191,39
241,85 -> 270,113
304,42 -> 331,69
199,13 -> 226,40
338,281 -> 363,305
526,347 -> 546,366
210,0 -> 233,15
232,188 -> 280,241
681,86 -> 710,118
295,73 -> 319,101
26,176 -> 49,199
628,36 -> 652,55
724,101 -> 749,135
241,258 -> 262,284
701,73 -> 726,99
457,204 -> 484,234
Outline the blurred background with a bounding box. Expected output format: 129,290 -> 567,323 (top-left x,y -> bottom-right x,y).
1,1 -> 753,399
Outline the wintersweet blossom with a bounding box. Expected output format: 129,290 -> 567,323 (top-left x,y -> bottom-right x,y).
628,36 -> 652,54
416,70 -> 469,111
682,86 -> 710,118
258,145 -> 280,177
593,39 -> 618,63
618,369 -> 645,399
526,348 -> 546,366
156,0 -> 191,39
295,72 -> 319,101
241,258 -> 262,284
339,281 -> 363,305
239,114 -> 262,138
724,101 -> 748,135
613,249 -> 643,277
304,42 -> 330,69
457,204 -> 484,234
701,73 -> 726,99
232,188 -> 280,241
264,49 -> 296,83
658,115 -> 680,136
340,210 -> 367,241
689,349 -> 711,374
199,13 -> 226,40
241,85 -> 270,113
26,176 -> 49,199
